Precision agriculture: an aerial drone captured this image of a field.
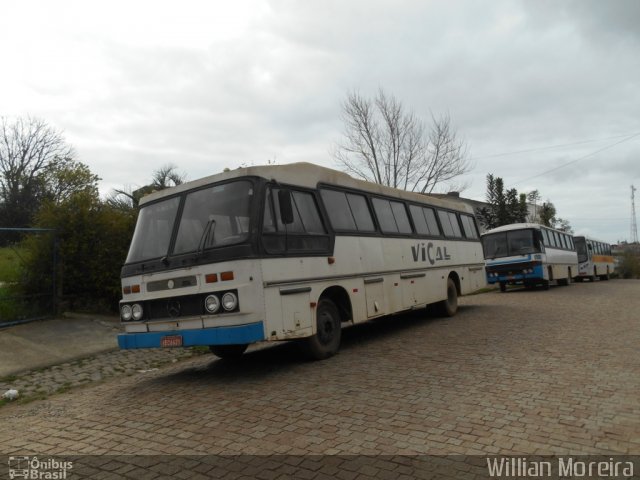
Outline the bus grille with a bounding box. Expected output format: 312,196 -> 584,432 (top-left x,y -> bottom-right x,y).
145,294 -> 204,320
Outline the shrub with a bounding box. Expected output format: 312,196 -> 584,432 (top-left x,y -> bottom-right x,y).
616,251 -> 640,279
19,191 -> 137,313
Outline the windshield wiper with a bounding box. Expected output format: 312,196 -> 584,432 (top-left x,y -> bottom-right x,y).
197,219 -> 217,257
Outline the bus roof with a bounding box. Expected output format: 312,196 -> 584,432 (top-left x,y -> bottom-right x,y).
482,223 -> 570,235
573,235 -> 610,245
138,162 -> 474,213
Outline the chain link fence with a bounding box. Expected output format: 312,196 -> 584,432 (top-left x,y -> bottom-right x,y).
0,228 -> 57,326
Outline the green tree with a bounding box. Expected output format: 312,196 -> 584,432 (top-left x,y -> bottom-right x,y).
20,190 -> 137,312
537,200 -> 573,233
538,201 -> 556,227
477,174 -> 527,229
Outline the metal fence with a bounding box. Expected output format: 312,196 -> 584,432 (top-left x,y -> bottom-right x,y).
0,228 -> 57,326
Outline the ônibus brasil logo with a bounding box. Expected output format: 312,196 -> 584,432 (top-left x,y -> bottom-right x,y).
8,456 -> 73,479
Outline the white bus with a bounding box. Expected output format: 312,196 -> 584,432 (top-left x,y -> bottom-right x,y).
117,163 -> 485,360
573,236 -> 615,282
482,223 -> 578,291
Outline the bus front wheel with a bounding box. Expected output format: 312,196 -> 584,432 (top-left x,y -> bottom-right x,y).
305,298 -> 341,360
437,277 -> 458,317
210,344 -> 248,359
499,282 -> 507,292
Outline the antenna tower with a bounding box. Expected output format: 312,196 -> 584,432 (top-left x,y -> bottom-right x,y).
632,185 -> 638,244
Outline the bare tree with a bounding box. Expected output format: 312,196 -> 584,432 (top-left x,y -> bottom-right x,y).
0,116 -> 74,227
333,89 -> 471,194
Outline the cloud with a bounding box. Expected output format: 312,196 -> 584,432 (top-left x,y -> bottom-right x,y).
1,0 -> 638,242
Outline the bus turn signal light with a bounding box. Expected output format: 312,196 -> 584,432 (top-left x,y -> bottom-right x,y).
220,271 -> 234,281
123,285 -> 141,295
205,273 -> 218,283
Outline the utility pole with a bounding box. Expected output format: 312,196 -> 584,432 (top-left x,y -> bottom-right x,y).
632,185 -> 638,244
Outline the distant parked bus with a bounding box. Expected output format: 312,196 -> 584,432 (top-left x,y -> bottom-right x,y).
482,223 -> 578,291
573,236 -> 614,282
117,163 -> 485,360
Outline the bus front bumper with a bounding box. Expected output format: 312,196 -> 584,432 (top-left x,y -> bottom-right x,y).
486,264 -> 544,284
117,322 -> 265,349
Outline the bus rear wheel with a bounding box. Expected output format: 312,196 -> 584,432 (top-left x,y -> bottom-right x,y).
305,298 -> 341,360
436,277 -> 458,317
210,344 -> 248,359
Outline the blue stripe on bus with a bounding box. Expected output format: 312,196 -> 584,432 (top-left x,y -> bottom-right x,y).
117,322 -> 265,349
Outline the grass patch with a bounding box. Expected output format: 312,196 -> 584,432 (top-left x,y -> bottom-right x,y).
56,382 -> 73,394
466,286 -> 498,295
0,374 -> 18,383
0,246 -> 25,283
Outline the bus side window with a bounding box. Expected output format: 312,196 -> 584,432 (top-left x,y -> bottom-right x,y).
436,210 -> 461,238
535,230 -> 545,251
263,189 -> 277,233
410,205 -> 429,235
346,193 -> 375,232
320,189 -> 375,232
436,210 -> 454,237
460,214 -> 478,239
292,191 -> 326,234
423,208 -> 441,236
541,228 -> 550,247
372,198 -> 412,234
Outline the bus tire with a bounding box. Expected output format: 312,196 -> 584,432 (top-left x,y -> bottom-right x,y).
209,344 -> 248,359
305,298 -> 341,360
437,277 -> 458,317
542,280 -> 550,290
499,282 -> 507,292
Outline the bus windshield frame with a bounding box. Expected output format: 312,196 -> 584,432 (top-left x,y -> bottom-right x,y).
482,228 -> 542,259
125,179 -> 256,265
574,236 -> 589,263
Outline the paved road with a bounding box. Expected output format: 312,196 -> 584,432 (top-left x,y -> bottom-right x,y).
1,280 -> 638,463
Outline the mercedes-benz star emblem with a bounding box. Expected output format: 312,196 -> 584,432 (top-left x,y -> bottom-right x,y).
167,299 -> 181,318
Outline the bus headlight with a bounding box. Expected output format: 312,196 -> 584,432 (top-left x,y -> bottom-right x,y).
204,294 -> 220,314
132,303 -> 144,321
222,292 -> 238,311
121,305 -> 132,321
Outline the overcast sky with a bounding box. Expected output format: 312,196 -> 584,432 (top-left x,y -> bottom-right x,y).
1,0 -> 639,243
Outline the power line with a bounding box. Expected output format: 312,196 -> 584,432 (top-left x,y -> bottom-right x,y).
510,132 -> 640,187
470,132 -> 640,161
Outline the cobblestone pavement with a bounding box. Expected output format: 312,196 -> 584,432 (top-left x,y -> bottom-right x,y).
0,281 -> 638,465
0,348 -> 205,402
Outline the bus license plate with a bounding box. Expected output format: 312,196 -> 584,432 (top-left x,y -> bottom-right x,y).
161,335 -> 183,348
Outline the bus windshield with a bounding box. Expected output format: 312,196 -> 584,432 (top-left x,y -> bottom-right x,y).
574,237 -> 588,263
482,229 -> 541,259
126,180 -> 254,263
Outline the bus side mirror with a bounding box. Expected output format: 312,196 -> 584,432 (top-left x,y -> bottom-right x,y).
278,189 -> 294,225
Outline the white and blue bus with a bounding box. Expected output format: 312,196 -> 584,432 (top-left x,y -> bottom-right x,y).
117,163 -> 486,360
573,236 -> 615,282
482,223 -> 578,291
